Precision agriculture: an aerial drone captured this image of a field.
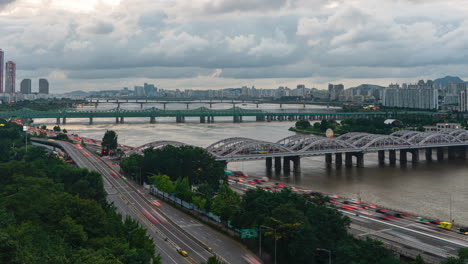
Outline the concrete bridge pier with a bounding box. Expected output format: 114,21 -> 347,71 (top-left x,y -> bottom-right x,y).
256,103 -> 259,108
176,116 -> 186,123
410,149 -> 419,163
283,157 -> 291,173
355,153 -> 364,168
115,117 -> 119,124
62,118 -> 67,124
233,116 -> 240,123
280,103 -> 282,108
89,117 -> 93,125
163,103 -> 167,110
275,157 -> 282,171
209,103 -> 213,108
186,103 -> 190,110
95,103 -> 98,108
378,150 -> 385,165
335,153 -> 342,168
140,103 -> 144,109
448,146 -> 460,160
325,153 -> 332,167
389,150 -> 396,165
437,147 -> 444,161
210,116 -> 215,123
150,117 -> 156,124
292,156 -> 301,172
200,116 -> 206,123
266,157 -> 272,170
425,148 -> 432,161
117,103 -> 121,109
56,118 -> 60,125
120,117 -> 125,124
399,150 -> 407,164
345,153 -> 353,167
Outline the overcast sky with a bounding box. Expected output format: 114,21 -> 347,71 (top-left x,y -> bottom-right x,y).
1,0 -> 468,93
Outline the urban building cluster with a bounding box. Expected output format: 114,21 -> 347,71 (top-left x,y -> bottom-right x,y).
0,48 -> 50,103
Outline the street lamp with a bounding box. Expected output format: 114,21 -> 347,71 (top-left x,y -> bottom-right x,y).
316,248 -> 331,264
259,225 -> 277,264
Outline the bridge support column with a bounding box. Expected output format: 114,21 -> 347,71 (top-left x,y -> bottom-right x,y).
345,153 -> 353,167
335,153 -> 342,168
389,150 -> 396,165
448,146 -> 457,160
399,150 -> 407,164
356,153 -> 364,168
186,103 -> 189,110
150,117 -> 156,124
425,148 -> 432,161
62,118 -> 67,124
266,157 -> 272,170
292,156 -> 301,172
283,157 -> 291,173
56,118 -> 61,125
116,117 -> 119,124
437,147 -> 444,161
95,103 -> 98,108
410,149 -> 419,163
233,116 -> 239,123
210,116 -> 214,123
280,103 -> 282,108
209,103 -> 213,108
275,157 -> 282,171
200,116 -> 206,123
256,103 -> 259,108
117,103 -> 121,109
378,150 -> 385,165
325,153 -> 332,167
163,103 -> 167,110
120,117 -> 125,124
89,117 -> 93,125
140,103 -> 144,109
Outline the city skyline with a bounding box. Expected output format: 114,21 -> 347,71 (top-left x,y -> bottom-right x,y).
2,1 -> 468,92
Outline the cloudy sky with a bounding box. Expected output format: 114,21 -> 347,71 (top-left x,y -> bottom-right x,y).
1,0 -> 468,93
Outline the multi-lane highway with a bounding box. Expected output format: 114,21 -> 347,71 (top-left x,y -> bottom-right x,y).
230,178 -> 468,263
33,138 -> 258,264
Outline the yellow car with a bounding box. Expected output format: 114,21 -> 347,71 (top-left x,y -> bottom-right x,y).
178,249 -> 188,257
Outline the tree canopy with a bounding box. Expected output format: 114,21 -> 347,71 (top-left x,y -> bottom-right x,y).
102,130 -> 118,151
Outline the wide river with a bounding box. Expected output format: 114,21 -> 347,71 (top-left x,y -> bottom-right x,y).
36,103 -> 468,225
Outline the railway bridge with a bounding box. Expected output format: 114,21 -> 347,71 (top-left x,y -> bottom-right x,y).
127,129 -> 468,173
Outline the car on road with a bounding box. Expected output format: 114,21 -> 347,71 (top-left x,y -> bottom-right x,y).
459,228 -> 468,235
380,214 -> 398,221
417,217 -> 431,225
341,205 -> 358,211
344,199 -> 361,205
177,249 -> 188,257
376,208 -> 387,214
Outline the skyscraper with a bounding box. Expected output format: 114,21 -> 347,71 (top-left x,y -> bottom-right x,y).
20,79 -> 32,94
0,49 -> 4,93
5,61 -> 16,93
39,78 -> 49,94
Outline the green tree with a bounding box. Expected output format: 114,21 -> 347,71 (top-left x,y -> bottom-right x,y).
295,120 -> 311,129
150,174 -> 175,193
202,256 -> 226,264
211,184 -> 241,222
53,125 -> 61,132
63,128 -> 68,133
40,125 -> 47,130
102,130 -> 118,152
174,177 -> 193,202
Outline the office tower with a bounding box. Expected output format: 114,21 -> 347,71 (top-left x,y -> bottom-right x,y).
5,61 -> 16,93
0,49 -> 4,93
20,79 -> 32,94
39,79 -> 49,94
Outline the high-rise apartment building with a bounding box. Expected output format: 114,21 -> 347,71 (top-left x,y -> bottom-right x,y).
383,80 -> 439,110
39,78 -> 49,94
5,61 -> 16,93
0,49 -> 4,93
459,88 -> 468,112
328,83 -> 344,100
20,79 -> 32,94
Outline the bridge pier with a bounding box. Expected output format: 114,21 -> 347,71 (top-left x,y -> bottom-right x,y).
292,156 -> 301,172
209,116 -> 214,123
95,103 -> 98,108
437,147 -> 444,161
186,103 -> 189,110
378,150 -> 385,165
120,117 -> 125,124
89,117 -> 93,125
116,117 -> 120,124
56,118 -> 60,125
355,153 -> 364,168
425,148 -> 432,161
399,150 -> 407,164
345,153 -> 353,167
150,117 -> 156,124
176,116 -> 185,123
200,116 -> 206,123
283,157 -> 291,173
280,103 -> 282,108
117,103 -> 121,109
266,157 -> 272,170
163,103 -> 167,110
335,153 -> 342,168
275,157 -> 282,171
325,153 -> 332,167
410,149 -> 419,163
209,103 -> 213,108
256,103 -> 259,108
140,103 -> 144,109
62,118 -> 67,124
389,150 -> 396,165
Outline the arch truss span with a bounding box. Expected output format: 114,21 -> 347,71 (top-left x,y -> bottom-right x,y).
129,140 -> 189,155
407,133 -> 461,146
224,141 -> 294,157
206,137 -> 258,154
390,130 -> 423,140
355,135 -> 411,150
337,132 -> 373,142
276,134 -> 324,151
299,138 -> 358,153
455,131 -> 468,142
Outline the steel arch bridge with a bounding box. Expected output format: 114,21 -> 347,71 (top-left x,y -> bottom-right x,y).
126,130 -> 468,161
127,140 -> 190,156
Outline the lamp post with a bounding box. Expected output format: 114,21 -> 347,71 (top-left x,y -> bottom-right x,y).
316,248 -> 331,264
259,225 -> 277,264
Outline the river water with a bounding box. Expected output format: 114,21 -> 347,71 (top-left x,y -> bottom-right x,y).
35,103 -> 468,225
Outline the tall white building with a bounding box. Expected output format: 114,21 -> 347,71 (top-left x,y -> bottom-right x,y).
383,80 -> 439,110
460,88 -> 468,112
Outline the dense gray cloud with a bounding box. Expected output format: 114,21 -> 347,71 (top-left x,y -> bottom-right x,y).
1,0 -> 468,92
0,0 -> 14,9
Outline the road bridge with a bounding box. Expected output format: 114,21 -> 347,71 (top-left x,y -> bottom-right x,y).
128,130 -> 468,173
0,107 -> 440,125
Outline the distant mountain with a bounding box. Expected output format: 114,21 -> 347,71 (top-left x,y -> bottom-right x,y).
348,84 -> 385,90
433,76 -> 465,85
64,90 -> 90,96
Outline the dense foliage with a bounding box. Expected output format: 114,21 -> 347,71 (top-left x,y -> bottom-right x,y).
121,145 -> 226,191
102,130 -> 118,152
0,120 -> 160,264
0,99 -> 84,112
231,188 -> 401,264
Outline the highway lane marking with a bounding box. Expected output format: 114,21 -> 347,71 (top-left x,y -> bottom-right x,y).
343,210 -> 468,248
